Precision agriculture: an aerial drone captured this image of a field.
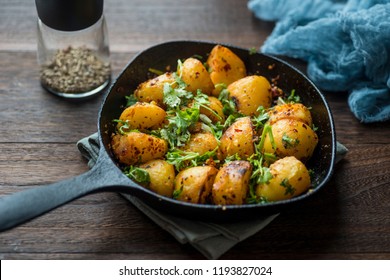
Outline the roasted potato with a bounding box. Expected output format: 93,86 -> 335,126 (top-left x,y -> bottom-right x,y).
174,166 -> 218,204
111,44 -> 321,206
206,45 -> 246,96
134,72 -> 175,106
256,156 -> 311,202
268,103 -> 313,126
262,119 -> 318,162
181,132 -> 219,155
199,96 -> 225,123
111,132 -> 168,165
227,75 -> 272,116
178,57 -> 214,95
118,102 -> 166,130
219,117 -> 255,160
212,160 -> 252,205
139,159 -> 175,197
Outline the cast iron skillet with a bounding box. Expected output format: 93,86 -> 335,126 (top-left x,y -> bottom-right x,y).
0,40 -> 336,232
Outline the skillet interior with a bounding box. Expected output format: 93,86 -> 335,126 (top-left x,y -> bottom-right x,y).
98,40 -> 336,221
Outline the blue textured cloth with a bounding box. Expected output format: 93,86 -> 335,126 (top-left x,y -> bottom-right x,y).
248,0 -> 390,123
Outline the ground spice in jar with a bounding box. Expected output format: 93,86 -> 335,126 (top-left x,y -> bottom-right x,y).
40,46 -> 111,94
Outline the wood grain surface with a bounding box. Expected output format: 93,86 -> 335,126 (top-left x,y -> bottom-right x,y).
0,0 -> 389,260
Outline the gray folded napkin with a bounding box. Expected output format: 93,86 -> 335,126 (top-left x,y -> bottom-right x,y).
77,132 -> 347,259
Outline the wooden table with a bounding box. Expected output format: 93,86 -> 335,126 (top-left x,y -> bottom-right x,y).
0,0 -> 389,260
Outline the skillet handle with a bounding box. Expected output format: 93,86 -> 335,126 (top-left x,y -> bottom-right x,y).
0,153 -> 134,232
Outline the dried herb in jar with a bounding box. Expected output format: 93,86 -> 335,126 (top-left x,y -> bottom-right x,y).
40,46 -> 111,94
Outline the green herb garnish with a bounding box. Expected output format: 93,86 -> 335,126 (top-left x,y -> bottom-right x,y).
124,166 -> 150,184
280,178 -> 296,196
282,133 -> 300,149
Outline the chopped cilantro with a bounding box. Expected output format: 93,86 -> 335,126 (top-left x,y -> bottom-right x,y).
287,89 -> 301,103
113,119 -> 140,135
166,148 -> 218,171
280,178 -> 296,196
160,108 -> 199,148
163,82 -> 193,109
252,106 -> 269,130
148,67 -> 164,76
256,123 -> 276,153
124,166 -> 150,184
282,133 -> 300,149
172,188 -> 183,199
249,47 -> 258,55
125,95 -> 138,107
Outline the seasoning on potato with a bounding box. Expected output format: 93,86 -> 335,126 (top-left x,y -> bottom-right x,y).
227,75 -> 272,116
110,44 -> 319,205
139,159 -> 176,197
212,160 -> 252,205
174,166 -> 218,204
219,116 -> 255,160
206,44 -> 247,96
255,156 -> 311,202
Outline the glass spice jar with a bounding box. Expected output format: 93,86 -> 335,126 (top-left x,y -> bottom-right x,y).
35,0 -> 111,99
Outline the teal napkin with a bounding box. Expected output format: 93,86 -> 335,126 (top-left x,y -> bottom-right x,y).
77,133 -> 347,259
248,0 -> 390,123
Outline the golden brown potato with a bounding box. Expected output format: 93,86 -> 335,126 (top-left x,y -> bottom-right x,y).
212,160 -> 252,205
111,132 -> 168,165
178,57 -> 214,95
199,96 -> 225,123
118,102 -> 166,130
219,117 -> 255,160
139,159 -> 175,197
206,45 -> 246,96
256,156 -> 311,202
268,103 -> 313,126
134,72 -> 175,106
227,75 -> 272,116
181,132 -> 219,155
174,166 -> 218,204
111,44 -> 321,207
262,119 -> 318,162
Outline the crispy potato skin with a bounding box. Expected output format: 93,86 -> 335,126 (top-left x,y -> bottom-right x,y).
206,45 -> 246,96
268,103 -> 313,126
219,117 -> 255,160
263,119 -> 318,162
140,159 -> 175,197
199,96 -> 225,123
174,166 -> 218,204
212,160 -> 252,205
111,45 -> 321,205
228,75 -> 272,116
179,57 -> 214,95
111,132 -> 168,165
256,156 -> 311,202
118,102 -> 166,130
134,72 -> 175,106
181,132 -> 219,155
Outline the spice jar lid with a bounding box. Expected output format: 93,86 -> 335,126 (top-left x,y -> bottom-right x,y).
35,0 -> 104,31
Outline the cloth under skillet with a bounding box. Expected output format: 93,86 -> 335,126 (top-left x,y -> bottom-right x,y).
77,133 -> 348,259
77,133 -> 278,259
248,0 -> 390,123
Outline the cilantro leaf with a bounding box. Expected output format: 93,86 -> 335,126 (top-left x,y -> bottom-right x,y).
166,148 -> 218,171
160,107 -> 200,148
252,106 -> 269,130
280,178 -> 296,196
124,166 -> 150,184
282,133 -> 300,149
287,89 -> 301,103
125,95 -> 138,107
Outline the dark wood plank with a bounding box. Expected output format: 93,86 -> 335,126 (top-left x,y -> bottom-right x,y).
0,0 -> 274,52
0,0 -> 389,260
1,51 -> 389,144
